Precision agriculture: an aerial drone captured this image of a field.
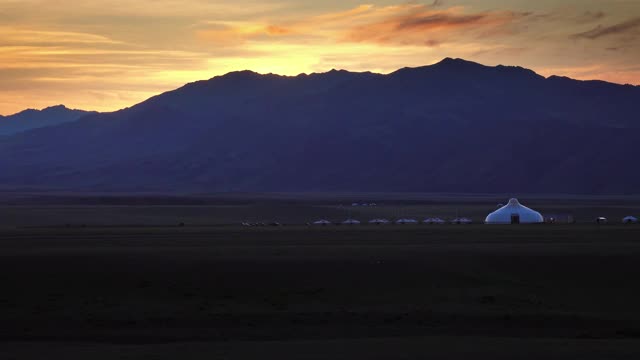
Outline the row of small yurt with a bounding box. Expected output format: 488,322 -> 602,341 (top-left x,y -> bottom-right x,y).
312,218 -> 467,225
313,199 -> 636,226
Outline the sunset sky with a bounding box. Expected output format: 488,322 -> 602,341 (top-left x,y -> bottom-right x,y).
1,0 -> 639,115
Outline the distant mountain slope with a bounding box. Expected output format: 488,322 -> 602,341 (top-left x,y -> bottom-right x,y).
0,105 -> 93,136
0,58 -> 638,194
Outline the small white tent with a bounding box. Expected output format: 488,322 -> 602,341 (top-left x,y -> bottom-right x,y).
343,219 -> 361,225
485,198 -> 543,224
452,217 -> 473,224
623,216 -> 638,224
424,218 -> 445,224
396,219 -> 418,225
369,219 -> 390,225
313,220 -> 332,226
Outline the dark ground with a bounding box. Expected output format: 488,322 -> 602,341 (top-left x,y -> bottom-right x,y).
1,194 -> 640,358
1,192 -> 639,227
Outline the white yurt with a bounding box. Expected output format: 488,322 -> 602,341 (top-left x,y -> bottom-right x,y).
451,217 -> 472,224
369,219 -> 390,225
343,219 -> 361,225
313,219 -> 332,226
485,198 -> 543,224
623,216 -> 638,224
396,219 -> 418,225
424,217 -> 446,224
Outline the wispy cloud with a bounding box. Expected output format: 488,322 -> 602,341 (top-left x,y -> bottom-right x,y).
0,0 -> 639,114
194,4 -> 530,47
577,10 -> 606,23
573,17 -> 640,39
341,5 -> 527,45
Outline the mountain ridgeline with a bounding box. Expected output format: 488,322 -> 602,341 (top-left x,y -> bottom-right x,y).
0,58 -> 638,194
0,105 -> 93,136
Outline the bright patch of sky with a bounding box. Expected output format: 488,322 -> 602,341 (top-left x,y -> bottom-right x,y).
0,0 -> 638,114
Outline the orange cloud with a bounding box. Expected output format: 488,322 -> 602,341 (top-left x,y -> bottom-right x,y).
573,17 -> 640,39
193,4 -> 527,48
265,25 -> 292,36
341,5 -> 528,45
1,1 -> 639,115
196,22 -> 294,46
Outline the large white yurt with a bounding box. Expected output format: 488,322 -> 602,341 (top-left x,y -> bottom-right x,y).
623,216 -> 638,224
485,198 -> 543,224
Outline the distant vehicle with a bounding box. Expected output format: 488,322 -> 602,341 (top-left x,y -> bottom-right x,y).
544,214 -> 575,224
623,216 -> 638,224
596,217 -> 608,224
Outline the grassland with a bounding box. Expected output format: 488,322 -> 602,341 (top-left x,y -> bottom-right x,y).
1,193 -> 640,358
1,192 -> 639,227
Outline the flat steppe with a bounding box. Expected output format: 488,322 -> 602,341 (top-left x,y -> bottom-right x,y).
2,223 -> 640,359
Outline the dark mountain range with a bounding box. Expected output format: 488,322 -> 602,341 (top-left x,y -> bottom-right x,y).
0,105 -> 93,136
0,58 -> 638,194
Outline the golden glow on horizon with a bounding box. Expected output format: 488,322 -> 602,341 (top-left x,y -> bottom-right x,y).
0,0 -> 639,115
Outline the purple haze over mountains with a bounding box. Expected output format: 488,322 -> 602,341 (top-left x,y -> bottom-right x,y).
0,105 -> 93,136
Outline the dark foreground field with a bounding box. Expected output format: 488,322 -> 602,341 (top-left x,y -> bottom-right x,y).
2,224 -> 640,359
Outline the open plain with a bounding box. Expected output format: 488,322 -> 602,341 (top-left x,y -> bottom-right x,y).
1,194 -> 640,358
